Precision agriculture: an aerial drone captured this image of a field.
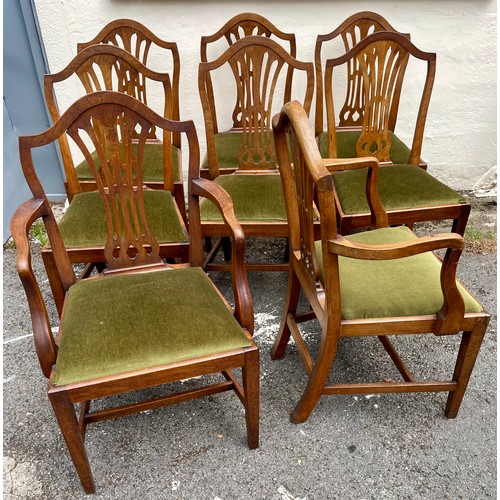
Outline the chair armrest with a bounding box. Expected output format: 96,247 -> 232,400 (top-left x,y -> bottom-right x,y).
328,232 -> 466,334
190,178 -> 254,334
9,199 -> 57,377
322,157 -> 388,228
328,232 -> 464,260
322,157 -> 380,173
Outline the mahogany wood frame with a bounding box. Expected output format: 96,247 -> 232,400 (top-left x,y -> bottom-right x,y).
44,43 -> 185,215
200,12 -> 296,176
43,47 -> 189,314
201,12 -> 296,59
271,100 -> 489,423
77,18 -> 182,185
314,12 -> 410,139
198,35 -> 315,272
322,30 -> 470,235
11,91 -> 259,493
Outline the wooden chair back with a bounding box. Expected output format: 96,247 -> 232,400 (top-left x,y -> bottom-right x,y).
273,101 -> 342,324
324,31 -> 435,165
13,93 -> 259,494
201,13 -> 296,132
315,12 -> 410,135
199,36 -> 314,177
77,18 -> 181,125
44,44 -> 176,200
21,91 -> 200,271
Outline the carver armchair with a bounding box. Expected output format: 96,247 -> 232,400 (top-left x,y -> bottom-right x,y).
11,91 -> 259,493
43,46 -> 188,314
320,29 -> 470,235
198,35 -> 315,271
271,100 -> 489,423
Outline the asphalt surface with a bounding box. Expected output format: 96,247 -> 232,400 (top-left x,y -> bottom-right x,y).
3,218 -> 497,499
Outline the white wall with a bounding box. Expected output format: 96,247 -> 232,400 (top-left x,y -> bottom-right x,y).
34,0 -> 497,194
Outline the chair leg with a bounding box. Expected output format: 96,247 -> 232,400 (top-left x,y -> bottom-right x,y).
222,237 -> 232,262
174,185 -> 187,225
180,244 -> 190,264
445,318 -> 488,418
283,238 -> 290,263
78,263 -> 106,280
49,391 -> 96,494
451,204 -> 471,236
242,347 -> 260,449
271,267 -> 301,360
339,216 -> 353,236
290,337 -> 339,424
204,237 -> 213,252
41,250 -> 65,318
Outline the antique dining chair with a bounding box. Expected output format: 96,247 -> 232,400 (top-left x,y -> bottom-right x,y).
11,91 -> 259,493
198,35 -> 315,271
322,31 -> 470,235
314,11 -> 413,165
43,45 -> 188,314
200,12 -> 296,179
271,100 -> 489,423
77,18 -> 184,206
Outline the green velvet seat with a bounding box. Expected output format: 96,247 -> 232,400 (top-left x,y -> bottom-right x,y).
315,226 -> 482,320
75,143 -> 181,183
318,130 -> 412,166
331,164 -> 467,215
49,190 -> 187,249
201,132 -> 278,169
200,174 -> 287,222
52,267 -> 253,386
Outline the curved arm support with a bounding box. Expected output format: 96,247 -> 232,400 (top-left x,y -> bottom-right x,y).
190,178 -> 254,334
329,232 -> 464,260
435,247 -> 466,334
9,199 -> 58,377
322,157 -> 380,172
323,156 -> 388,228
329,232 -> 466,333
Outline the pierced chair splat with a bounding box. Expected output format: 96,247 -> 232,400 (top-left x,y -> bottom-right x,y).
76,18 -> 184,206
11,91 -> 259,493
320,30 -> 470,235
198,34 -> 315,271
43,47 -> 188,315
315,11 -> 411,162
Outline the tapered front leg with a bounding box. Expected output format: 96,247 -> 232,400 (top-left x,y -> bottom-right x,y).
49,390 -> 95,494
242,346 -> 260,449
445,317 -> 489,418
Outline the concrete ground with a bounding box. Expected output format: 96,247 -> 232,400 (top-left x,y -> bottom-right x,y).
3,199 -> 497,499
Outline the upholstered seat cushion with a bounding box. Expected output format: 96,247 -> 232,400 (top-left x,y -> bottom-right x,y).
331,164 -> 466,215
50,190 -> 187,249
318,130 -> 411,165
315,226 -> 482,320
52,267 -> 253,386
200,174 -> 287,222
201,132 -> 278,169
75,143 -> 181,183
